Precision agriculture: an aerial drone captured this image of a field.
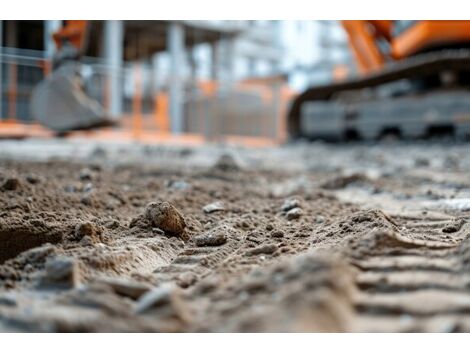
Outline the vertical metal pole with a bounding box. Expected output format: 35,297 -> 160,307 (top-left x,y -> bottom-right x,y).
168,21 -> 184,134
44,20 -> 61,59
6,21 -> 17,121
104,20 -> 123,117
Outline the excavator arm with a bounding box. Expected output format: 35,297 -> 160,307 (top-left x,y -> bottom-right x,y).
341,20 -> 393,74
52,20 -> 88,52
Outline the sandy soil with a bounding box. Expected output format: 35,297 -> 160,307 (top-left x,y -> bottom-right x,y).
1,140 -> 470,332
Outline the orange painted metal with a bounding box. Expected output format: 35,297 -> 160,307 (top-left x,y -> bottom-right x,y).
7,62 -> 17,121
132,64 -> 143,140
392,21 -> 470,59
52,20 -> 88,52
341,20 -> 386,74
0,121 -> 53,139
343,20 -> 470,74
154,93 -> 170,133
41,59 -> 52,77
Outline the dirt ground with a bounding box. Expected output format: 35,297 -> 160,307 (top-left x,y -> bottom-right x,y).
2,139 -> 470,332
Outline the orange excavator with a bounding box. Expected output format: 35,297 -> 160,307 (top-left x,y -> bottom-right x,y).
288,21 -> 470,140
30,20 -> 113,132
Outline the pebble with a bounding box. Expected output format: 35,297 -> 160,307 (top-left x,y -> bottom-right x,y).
134,284 -> 191,322
144,201 -> 186,236
98,277 -> 151,300
41,257 -> 80,289
83,183 -> 93,193
26,174 -> 40,184
315,215 -> 326,224
442,219 -> 465,233
212,154 -> 241,172
203,201 -> 225,214
194,231 -> 227,247
281,198 -> 302,212
177,272 -> 197,288
79,168 -> 93,181
64,184 -> 76,193
245,244 -> 278,256
80,196 -> 93,206
286,208 -> 303,220
271,230 -> 284,238
166,180 -> 191,191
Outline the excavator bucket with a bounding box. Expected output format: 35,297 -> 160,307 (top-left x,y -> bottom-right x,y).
30,63 -> 115,133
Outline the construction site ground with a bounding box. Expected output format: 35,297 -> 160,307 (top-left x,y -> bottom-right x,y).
2,139 -> 470,332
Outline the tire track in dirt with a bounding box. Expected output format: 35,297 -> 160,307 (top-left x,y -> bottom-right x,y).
345,216 -> 470,332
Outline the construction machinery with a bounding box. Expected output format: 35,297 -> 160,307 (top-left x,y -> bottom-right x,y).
30,20 -> 113,133
288,21 -> 470,141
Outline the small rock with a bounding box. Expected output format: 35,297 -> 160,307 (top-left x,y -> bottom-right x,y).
212,153 -> 241,172
26,174 -> 40,184
245,244 -> 278,256
64,184 -> 76,193
79,168 -> 93,181
194,231 -> 227,247
271,230 -> 284,238
40,257 -> 80,289
98,277 -> 151,300
166,180 -> 191,191
83,182 -> 93,193
134,284 -> 191,323
1,177 -> 20,191
144,201 -> 186,236
177,272 -> 197,288
80,196 -> 93,206
315,215 -> 325,224
103,219 -> 120,229
286,208 -> 303,220
281,198 -> 302,212
203,201 -> 225,214
442,219 -> 465,234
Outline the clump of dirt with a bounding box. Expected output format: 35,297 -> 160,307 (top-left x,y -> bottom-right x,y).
1,177 -> 20,191
131,201 -> 186,237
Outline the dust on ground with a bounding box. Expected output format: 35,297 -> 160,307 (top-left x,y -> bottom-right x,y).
1,139 -> 470,332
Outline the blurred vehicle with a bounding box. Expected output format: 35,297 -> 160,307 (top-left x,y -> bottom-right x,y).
30,20 -> 113,133
288,20 -> 470,140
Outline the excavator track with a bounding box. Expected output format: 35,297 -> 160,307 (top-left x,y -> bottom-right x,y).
288,49 -> 470,140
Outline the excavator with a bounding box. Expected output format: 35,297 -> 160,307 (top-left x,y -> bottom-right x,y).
32,20 -> 470,139
288,21 -> 470,140
30,20 -> 113,132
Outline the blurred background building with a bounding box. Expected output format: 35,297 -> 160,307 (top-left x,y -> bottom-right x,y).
0,20 -> 352,143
